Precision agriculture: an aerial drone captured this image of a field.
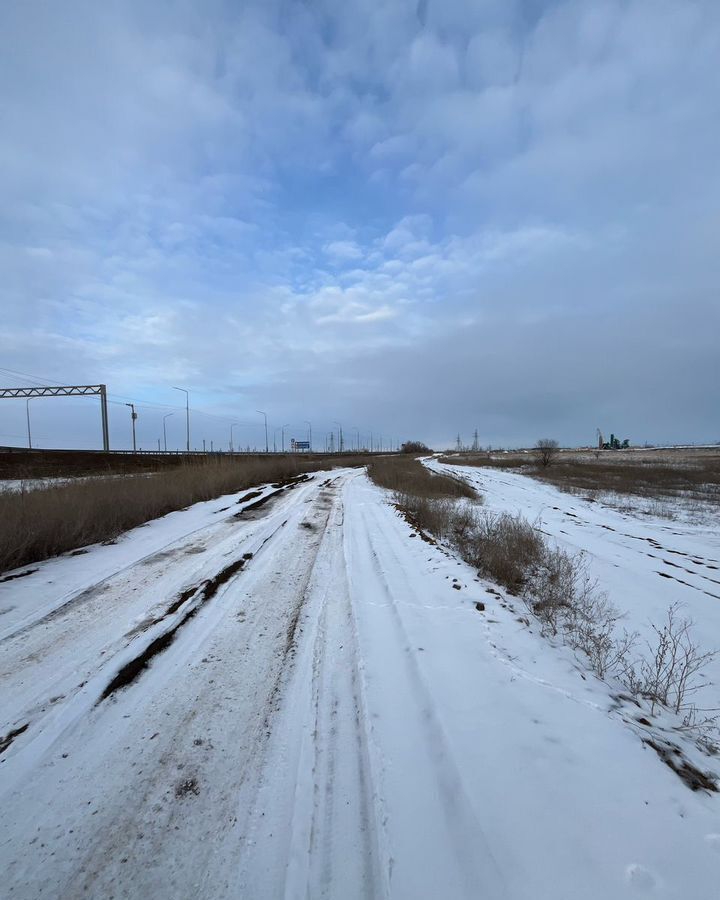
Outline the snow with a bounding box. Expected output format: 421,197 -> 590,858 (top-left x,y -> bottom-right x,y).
426,459 -> 720,689
1,467 -> 719,898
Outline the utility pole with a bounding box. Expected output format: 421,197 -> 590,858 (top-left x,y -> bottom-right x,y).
333,421 -> 343,453
26,399 -> 32,449
230,422 -> 240,453
172,387 -> 190,452
256,410 -> 269,453
163,413 -> 173,451
125,403 -> 137,452
304,420 -> 312,452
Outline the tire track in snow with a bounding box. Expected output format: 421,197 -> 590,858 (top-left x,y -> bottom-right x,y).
0,476 -> 359,899
0,476 -> 324,791
346,481 -> 508,900
235,482 -> 385,900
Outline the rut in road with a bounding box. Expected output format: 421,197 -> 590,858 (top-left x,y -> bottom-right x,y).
235,482 -> 385,900
0,474 -> 368,900
0,474 -> 318,763
99,551 -> 254,700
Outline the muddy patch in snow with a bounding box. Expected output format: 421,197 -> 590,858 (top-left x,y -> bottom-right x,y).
175,776 -> 201,798
100,553 -> 254,701
643,738 -> 718,793
0,722 -> 29,754
0,568 -> 38,584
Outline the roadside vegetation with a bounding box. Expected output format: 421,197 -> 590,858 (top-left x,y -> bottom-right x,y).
439,447 -> 720,518
367,455 -> 475,500
0,455 -> 368,574
368,455 -> 719,786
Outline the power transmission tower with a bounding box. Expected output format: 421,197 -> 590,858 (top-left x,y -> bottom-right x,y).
472,429 -> 479,451
456,433 -> 462,451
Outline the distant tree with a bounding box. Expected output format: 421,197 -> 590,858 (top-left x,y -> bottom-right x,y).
535,438 -> 560,468
401,440 -> 431,454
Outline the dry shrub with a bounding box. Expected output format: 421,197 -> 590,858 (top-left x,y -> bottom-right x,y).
0,455 -> 367,574
527,546 -> 580,631
367,456 -> 476,500
398,495 -> 455,539
465,512 -> 544,593
623,602 -> 718,716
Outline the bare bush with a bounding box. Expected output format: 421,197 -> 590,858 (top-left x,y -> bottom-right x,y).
398,495 -> 455,539
400,440 -> 431,454
562,575 -> 636,679
535,439 -> 560,468
462,512 -> 544,593
624,603 -> 718,716
527,547 -> 581,635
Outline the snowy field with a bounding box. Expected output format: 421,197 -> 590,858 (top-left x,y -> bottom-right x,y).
427,459 -> 720,690
1,467 -> 719,898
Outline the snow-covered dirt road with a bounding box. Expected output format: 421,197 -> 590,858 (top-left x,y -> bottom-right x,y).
1,469 -> 719,899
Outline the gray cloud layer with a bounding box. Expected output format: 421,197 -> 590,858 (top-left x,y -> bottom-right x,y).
1,0 -> 718,450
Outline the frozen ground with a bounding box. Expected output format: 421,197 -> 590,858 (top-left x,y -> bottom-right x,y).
427,459 -> 720,690
1,468 -> 719,898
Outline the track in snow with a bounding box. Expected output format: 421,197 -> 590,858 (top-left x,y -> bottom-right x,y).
2,468 -> 720,899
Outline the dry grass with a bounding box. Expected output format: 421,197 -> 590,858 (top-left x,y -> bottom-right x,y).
0,455 -> 367,574
460,512 -> 545,593
439,448 -> 720,508
367,456 -> 476,500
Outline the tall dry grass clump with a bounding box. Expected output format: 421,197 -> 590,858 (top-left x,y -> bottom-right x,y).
367,456 -> 475,500
0,455 -> 366,574
366,456 -> 476,538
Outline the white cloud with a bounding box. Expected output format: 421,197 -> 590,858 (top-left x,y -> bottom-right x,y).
323,240 -> 363,261
0,0 -> 718,449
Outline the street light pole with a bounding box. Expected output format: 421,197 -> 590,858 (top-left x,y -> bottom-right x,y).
230,422 -> 240,453
333,420 -> 343,454
172,387 -> 190,452
163,413 -> 173,451
125,403 -> 138,452
256,410 -> 268,453
26,399 -> 32,449
281,423 -> 289,453
304,420 -> 312,452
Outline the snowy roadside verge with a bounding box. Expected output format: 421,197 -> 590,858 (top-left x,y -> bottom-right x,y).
419,458 -> 720,792
346,475 -> 720,899
367,457 -> 719,791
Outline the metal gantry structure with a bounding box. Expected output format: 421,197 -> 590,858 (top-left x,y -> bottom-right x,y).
0,384 -> 110,451
0,382 -> 400,456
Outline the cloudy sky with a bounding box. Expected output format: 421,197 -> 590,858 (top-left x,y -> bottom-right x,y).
1,0 -> 718,451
